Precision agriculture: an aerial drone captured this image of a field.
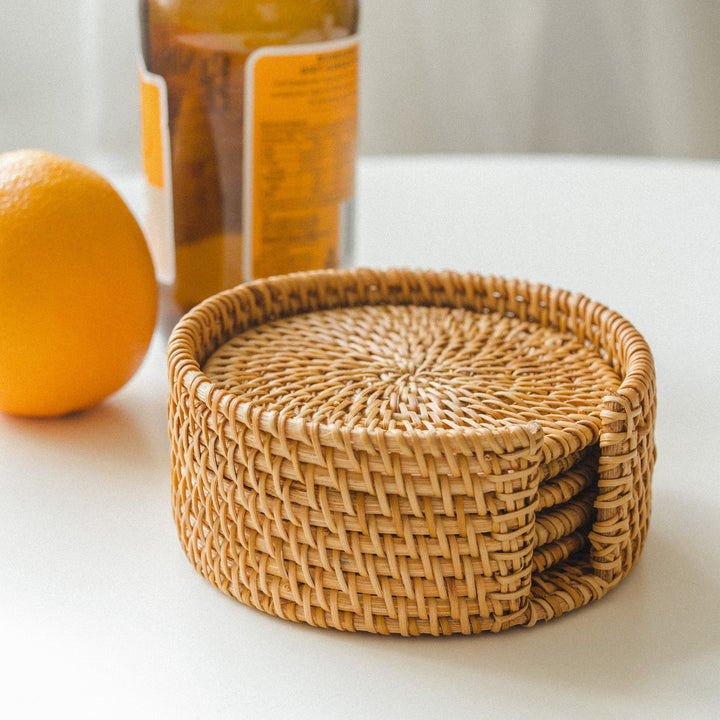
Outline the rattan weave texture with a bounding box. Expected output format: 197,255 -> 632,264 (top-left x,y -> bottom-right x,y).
167,268 -> 656,635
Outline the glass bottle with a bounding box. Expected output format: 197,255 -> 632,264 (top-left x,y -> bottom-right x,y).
138,0 -> 359,324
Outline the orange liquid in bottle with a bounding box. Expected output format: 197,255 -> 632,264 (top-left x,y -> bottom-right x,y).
139,0 -> 359,320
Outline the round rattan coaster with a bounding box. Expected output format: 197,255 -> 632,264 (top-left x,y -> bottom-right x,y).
168,268 -> 656,635
203,303 -> 620,465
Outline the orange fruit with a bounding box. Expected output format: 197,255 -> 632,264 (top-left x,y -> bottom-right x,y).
0,149 -> 157,417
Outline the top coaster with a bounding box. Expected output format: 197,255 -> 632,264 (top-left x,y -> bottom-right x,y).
203,303 -> 621,464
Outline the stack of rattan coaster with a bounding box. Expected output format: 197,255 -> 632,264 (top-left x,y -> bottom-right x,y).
168,268 -> 656,635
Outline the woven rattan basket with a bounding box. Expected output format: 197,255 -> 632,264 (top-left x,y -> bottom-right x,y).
167,268 -> 656,635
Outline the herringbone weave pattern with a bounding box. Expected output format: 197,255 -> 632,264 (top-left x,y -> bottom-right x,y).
167,268 -> 656,635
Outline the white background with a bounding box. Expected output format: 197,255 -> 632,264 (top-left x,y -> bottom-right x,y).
2,0 -> 720,171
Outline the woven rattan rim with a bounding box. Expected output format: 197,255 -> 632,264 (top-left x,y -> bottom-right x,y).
169,267 -> 649,458
168,268 -> 656,635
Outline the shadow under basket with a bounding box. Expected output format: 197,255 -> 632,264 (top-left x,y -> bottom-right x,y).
167,268 -> 656,636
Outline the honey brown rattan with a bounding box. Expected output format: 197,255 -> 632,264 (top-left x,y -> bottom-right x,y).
167,268 -> 656,635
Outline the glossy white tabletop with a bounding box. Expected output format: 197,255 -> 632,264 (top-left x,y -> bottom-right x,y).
2,154 -> 718,718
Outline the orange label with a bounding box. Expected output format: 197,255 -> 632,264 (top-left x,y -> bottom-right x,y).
138,62 -> 175,283
140,70 -> 166,189
245,37 -> 358,280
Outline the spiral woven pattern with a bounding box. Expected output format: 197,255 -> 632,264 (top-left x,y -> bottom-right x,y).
203,304 -> 620,464
168,268 -> 656,635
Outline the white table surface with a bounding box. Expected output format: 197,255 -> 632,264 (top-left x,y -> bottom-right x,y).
2,154 -> 719,719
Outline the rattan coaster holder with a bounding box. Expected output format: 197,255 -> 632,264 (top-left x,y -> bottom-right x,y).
167,268 -> 656,636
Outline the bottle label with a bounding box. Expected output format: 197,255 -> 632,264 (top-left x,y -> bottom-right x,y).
244,36 -> 359,281
138,60 -> 175,284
